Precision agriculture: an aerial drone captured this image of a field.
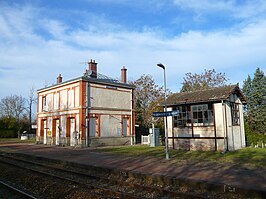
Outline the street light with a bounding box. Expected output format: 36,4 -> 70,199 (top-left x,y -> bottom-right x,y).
157,63 -> 169,160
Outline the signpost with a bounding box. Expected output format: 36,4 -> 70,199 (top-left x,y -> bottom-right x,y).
152,110 -> 179,118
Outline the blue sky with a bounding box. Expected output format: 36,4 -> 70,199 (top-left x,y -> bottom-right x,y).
0,0 -> 266,99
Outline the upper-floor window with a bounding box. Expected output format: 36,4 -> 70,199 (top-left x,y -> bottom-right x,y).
191,104 -> 214,126
231,103 -> 240,126
42,96 -> 47,111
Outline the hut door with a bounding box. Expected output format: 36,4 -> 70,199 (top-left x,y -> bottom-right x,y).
70,118 -> 75,146
89,118 -> 96,137
55,120 -> 60,145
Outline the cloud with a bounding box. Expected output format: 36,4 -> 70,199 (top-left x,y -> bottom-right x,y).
173,0 -> 266,19
0,1 -> 265,99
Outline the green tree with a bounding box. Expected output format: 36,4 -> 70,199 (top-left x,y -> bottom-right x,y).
180,69 -> 228,92
242,68 -> 266,134
131,75 -> 165,129
242,75 -> 252,112
0,95 -> 27,137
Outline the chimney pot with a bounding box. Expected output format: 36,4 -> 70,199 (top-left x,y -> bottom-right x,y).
88,59 -> 97,78
121,66 -> 127,83
57,74 -> 62,84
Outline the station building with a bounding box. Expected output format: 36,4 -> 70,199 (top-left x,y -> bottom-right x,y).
165,85 -> 246,151
36,59 -> 135,147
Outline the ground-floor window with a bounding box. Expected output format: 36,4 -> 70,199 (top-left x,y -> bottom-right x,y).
191,104 -> 214,126
173,105 -> 191,127
173,103 -> 214,127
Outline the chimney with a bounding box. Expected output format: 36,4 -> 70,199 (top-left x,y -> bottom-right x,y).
88,59 -> 97,78
57,74 -> 62,84
121,66 -> 127,83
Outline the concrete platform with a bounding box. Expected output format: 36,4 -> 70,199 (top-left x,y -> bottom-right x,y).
0,143 -> 265,198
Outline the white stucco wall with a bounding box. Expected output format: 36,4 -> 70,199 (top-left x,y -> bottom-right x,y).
100,115 -> 122,137
90,84 -> 131,110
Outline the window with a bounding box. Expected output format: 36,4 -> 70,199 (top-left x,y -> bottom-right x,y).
173,106 -> 191,128
42,96 -> 47,111
231,103 -> 240,126
191,104 -> 213,126
173,103 -> 214,128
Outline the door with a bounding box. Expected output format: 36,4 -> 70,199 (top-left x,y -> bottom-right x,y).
89,118 -> 96,137
70,118 -> 75,146
43,120 -> 47,144
56,120 -> 60,145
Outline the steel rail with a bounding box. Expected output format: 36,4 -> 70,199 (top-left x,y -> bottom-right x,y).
0,180 -> 37,199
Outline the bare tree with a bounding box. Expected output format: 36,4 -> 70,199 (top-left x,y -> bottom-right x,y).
181,69 -> 228,92
27,87 -> 37,133
0,95 -> 26,120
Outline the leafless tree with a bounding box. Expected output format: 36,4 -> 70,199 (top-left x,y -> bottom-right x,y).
27,87 -> 37,133
181,69 -> 228,92
0,95 -> 26,120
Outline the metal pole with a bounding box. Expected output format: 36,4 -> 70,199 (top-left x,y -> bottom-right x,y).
157,63 -> 169,160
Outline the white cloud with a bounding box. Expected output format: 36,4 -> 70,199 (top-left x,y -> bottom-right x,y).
173,0 -> 266,20
0,1 -> 265,99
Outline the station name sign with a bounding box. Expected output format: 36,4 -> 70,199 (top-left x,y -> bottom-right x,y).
152,110 -> 179,117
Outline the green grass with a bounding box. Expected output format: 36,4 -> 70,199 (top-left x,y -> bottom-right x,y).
96,145 -> 266,169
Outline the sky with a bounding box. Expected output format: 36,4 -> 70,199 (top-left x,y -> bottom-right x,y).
0,0 -> 266,100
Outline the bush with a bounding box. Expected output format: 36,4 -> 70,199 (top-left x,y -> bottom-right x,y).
0,129 -> 17,138
245,122 -> 266,146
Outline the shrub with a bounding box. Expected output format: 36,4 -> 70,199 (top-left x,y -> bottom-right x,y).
0,129 -> 17,138
245,122 -> 266,146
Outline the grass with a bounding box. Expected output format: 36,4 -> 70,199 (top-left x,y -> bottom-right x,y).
96,145 -> 266,170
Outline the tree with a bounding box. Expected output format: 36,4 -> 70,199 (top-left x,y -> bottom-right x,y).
0,95 -> 27,137
26,87 -> 37,134
180,69 -> 228,92
0,95 -> 26,120
130,74 -> 166,132
242,75 -> 252,112
243,68 -> 266,134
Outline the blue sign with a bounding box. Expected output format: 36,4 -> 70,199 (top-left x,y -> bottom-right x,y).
152,110 -> 179,117
171,110 -> 179,116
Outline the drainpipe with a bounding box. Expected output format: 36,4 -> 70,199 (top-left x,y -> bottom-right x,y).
86,82 -> 89,147
221,100 -> 227,153
130,89 -> 134,145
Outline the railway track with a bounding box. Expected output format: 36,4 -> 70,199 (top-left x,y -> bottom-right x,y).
0,153 -> 205,198
0,180 -> 37,199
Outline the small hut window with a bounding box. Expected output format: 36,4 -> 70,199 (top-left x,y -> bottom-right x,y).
191,104 -> 213,126
231,103 -> 240,126
173,106 -> 191,128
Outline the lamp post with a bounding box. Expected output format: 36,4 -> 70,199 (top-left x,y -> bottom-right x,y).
157,63 -> 169,160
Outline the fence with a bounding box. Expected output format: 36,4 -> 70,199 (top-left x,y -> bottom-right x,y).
141,135 -> 150,145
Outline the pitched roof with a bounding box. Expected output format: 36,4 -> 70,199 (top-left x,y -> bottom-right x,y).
37,71 -> 134,93
166,85 -> 246,106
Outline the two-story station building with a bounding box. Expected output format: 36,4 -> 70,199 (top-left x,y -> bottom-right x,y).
36,59 -> 135,147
